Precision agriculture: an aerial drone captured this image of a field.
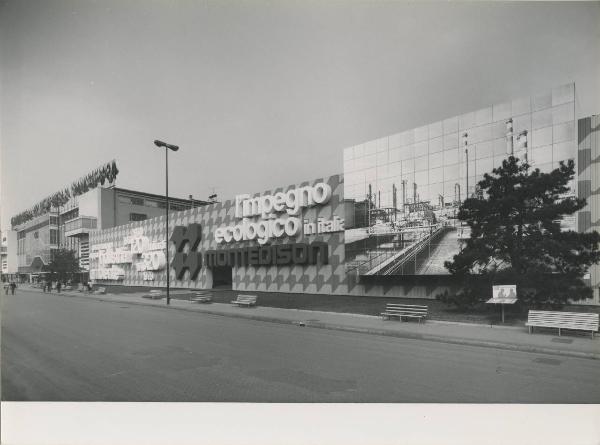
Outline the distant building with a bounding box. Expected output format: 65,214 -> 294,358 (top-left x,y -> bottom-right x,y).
11,171 -> 210,282
1,230 -> 18,281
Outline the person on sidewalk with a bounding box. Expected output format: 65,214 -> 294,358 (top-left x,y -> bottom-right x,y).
56,281 -> 61,293
10,281 -> 16,295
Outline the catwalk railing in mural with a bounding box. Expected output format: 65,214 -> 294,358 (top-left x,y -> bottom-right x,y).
345,224 -> 454,276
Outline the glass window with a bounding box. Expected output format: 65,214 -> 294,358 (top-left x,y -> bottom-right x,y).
428,121 -> 443,139
531,126 -> 552,148
532,108 -> 552,130
415,155 -> 428,172
512,96 -> 531,115
533,91 -> 552,111
552,102 -> 574,126
493,102 -> 511,122
553,121 -> 575,144
429,136 -> 443,154
443,116 -> 458,135
429,151 -> 443,169
552,84 -> 574,107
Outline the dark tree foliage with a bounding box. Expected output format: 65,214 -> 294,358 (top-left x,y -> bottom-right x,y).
44,248 -> 80,282
440,156 -> 600,308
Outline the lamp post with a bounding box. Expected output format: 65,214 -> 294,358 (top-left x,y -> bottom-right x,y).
154,139 -> 179,305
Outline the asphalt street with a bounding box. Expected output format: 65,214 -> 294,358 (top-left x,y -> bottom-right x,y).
2,289 -> 599,402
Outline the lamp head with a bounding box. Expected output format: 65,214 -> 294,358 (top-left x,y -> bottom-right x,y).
154,140 -> 179,151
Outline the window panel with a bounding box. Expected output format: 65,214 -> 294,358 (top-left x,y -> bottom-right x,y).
415,171 -> 428,188
354,144 -> 365,158
476,141 -> 493,160
377,164 -> 390,179
552,102 -> 574,126
429,151 -> 443,169
429,136 -> 443,154
400,130 -> 414,147
532,108 -> 552,130
389,132 -> 402,149
531,145 -> 552,165
444,132 -> 459,150
402,158 -> 415,174
399,145 -> 414,160
553,141 -> 576,163
415,155 -> 428,172
414,141 -> 428,157
475,157 -> 494,177
389,147 -> 401,163
531,126 -> 552,148
430,167 -> 443,183
376,137 -> 388,153
444,164 -> 459,181
389,162 -> 402,178
553,121 -> 575,144
491,121 -> 506,139
376,150 -> 388,166
444,149 -> 459,166
363,154 -> 377,169
493,137 -> 508,157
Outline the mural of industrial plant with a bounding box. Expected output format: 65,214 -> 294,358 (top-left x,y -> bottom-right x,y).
343,84 -> 577,276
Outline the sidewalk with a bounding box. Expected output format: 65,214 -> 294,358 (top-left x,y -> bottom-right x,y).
26,286 -> 600,360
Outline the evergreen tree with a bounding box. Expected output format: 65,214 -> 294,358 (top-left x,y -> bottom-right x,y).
441,156 -> 600,308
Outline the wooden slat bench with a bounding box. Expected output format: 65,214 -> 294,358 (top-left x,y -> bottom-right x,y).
526,310 -> 599,338
231,294 -> 257,307
381,304 -> 428,323
190,291 -> 213,303
142,290 -> 163,299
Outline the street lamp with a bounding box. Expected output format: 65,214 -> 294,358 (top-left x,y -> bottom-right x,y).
154,139 -> 179,305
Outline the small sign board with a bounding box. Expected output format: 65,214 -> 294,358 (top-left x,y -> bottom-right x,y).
487,285 -> 518,304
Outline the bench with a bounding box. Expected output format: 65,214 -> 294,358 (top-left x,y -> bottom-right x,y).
526,310 -> 599,338
381,304 -> 428,323
93,287 -> 106,295
190,291 -> 213,303
231,294 -> 257,307
142,289 -> 164,299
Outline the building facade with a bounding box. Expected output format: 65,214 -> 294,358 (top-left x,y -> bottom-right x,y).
88,83 -> 599,305
1,230 -> 18,281
12,183 -> 209,282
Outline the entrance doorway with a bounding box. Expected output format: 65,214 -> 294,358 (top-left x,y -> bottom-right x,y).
211,266 -> 232,289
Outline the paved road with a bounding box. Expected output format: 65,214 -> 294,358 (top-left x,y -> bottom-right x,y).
2,290 -> 599,402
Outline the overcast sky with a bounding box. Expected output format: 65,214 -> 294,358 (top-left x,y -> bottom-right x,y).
1,1 -> 599,230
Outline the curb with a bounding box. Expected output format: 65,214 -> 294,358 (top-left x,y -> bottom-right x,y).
27,289 -> 599,361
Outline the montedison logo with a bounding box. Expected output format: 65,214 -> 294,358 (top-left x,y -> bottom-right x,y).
170,223 -> 202,280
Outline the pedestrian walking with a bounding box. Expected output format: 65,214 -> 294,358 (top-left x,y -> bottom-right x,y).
4,283 -> 8,295
56,281 -> 61,293
10,281 -> 16,295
